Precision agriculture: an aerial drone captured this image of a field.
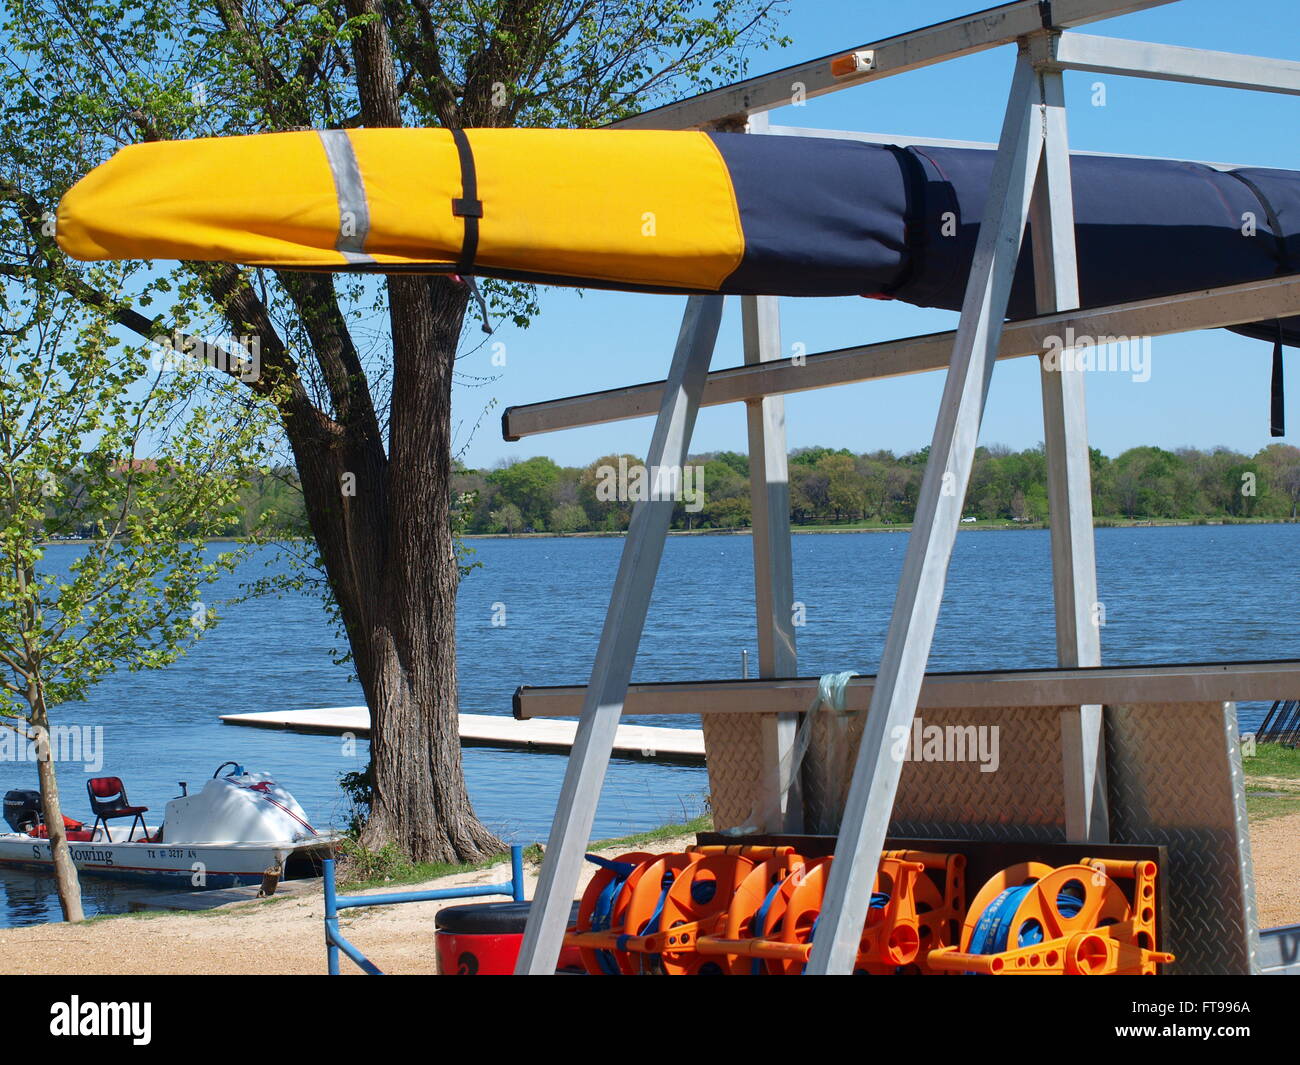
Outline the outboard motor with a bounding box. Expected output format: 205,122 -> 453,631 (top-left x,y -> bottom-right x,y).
3,789 -> 43,833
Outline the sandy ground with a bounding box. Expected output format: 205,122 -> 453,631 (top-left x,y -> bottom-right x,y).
1247,810 -> 1300,929
0,834 -> 696,976
1,815 -> 1296,976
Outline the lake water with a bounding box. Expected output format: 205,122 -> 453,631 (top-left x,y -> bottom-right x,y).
1,523 -> 1295,926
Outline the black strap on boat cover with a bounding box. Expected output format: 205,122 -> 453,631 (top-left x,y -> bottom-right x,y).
450,127 -> 483,276
1226,169 -> 1293,436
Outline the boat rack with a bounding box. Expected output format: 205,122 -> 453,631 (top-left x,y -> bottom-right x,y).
512,0 -> 1300,974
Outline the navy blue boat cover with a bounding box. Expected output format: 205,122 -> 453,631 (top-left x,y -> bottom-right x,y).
707,134 -> 1300,349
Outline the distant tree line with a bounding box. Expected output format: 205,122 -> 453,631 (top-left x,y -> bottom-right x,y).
445,443 -> 1300,533
48,444 -> 1295,540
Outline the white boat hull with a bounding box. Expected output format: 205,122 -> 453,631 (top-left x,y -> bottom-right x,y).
0,832 -> 338,889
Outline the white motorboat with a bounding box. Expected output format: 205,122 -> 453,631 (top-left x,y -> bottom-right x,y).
0,762 -> 339,888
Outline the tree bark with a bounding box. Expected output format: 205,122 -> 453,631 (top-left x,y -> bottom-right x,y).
360,276 -> 501,860
265,271 -> 502,864
29,697 -> 84,922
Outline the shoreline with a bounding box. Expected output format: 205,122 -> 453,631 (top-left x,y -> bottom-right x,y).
462,517 -> 1300,540
36,518 -> 1299,546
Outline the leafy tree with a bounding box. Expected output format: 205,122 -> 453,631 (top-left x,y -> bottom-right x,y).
708,450 -> 751,478
491,502 -> 524,534
2,0 -> 789,863
578,453 -> 640,531
548,502 -> 585,534
0,271 -> 271,921
1259,444 -> 1300,518
791,445 -> 850,468
488,456 -> 561,530
820,452 -> 861,521
697,457 -> 746,527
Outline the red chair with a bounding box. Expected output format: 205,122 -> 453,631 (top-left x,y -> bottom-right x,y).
86,777 -> 150,842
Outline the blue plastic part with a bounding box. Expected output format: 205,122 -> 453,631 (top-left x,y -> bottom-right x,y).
322,845 -> 529,975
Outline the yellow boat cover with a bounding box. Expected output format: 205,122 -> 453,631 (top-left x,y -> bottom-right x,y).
58,129 -> 747,292
55,125 -> 1300,360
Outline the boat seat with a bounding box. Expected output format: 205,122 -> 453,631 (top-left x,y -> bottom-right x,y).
86,777 -> 150,842
28,813 -> 93,842
30,824 -> 95,842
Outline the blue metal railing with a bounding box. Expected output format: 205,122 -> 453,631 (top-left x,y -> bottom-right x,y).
322,845 -> 526,975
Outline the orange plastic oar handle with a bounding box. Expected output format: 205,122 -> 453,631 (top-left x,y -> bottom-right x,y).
882,849 -> 962,871
689,845 -> 796,859
697,935 -> 813,963
926,947 -> 1054,975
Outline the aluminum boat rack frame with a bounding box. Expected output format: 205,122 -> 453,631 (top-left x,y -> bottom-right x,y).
513,0 -> 1300,975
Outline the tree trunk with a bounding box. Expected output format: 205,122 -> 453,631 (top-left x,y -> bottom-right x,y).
359,276 -> 503,862
272,273 -> 503,865
29,698 -> 84,922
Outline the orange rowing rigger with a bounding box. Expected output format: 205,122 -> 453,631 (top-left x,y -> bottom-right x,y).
926,859 -> 1174,975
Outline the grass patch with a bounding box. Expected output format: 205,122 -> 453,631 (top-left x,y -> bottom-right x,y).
339,813 -> 714,892
338,841 -> 514,892
1246,791 -> 1300,822
590,813 -> 713,852
82,909 -> 164,924
1243,741 -> 1300,781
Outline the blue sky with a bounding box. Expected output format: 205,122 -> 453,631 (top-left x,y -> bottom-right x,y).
453,0 -> 1300,471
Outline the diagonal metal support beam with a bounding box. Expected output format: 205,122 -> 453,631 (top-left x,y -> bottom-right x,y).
1030,63 -> 1109,842
807,50 -> 1045,974
515,295 -> 723,973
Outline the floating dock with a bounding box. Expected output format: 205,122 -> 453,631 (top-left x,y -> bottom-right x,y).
219,706 -> 705,764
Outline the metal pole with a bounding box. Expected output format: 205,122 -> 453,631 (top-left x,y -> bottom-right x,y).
511,844 -> 525,901
1028,52 -> 1110,842
515,295 -> 724,973
738,111 -> 802,833
323,858 -> 340,976
807,49 -> 1045,974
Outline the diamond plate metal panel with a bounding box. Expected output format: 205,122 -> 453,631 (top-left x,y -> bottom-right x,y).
888,706 -> 1070,842
703,698 -> 1256,973
702,715 -> 766,830
1106,701 -> 1256,974
805,705 -> 1070,839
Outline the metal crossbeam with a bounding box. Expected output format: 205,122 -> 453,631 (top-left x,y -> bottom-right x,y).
500,273 -> 1300,441
514,660 -> 1300,718
515,295 -> 723,973
609,0 -> 1177,130
1048,32 -> 1300,95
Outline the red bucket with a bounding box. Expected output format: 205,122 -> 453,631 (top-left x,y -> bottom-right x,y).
435,901 -> 583,974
